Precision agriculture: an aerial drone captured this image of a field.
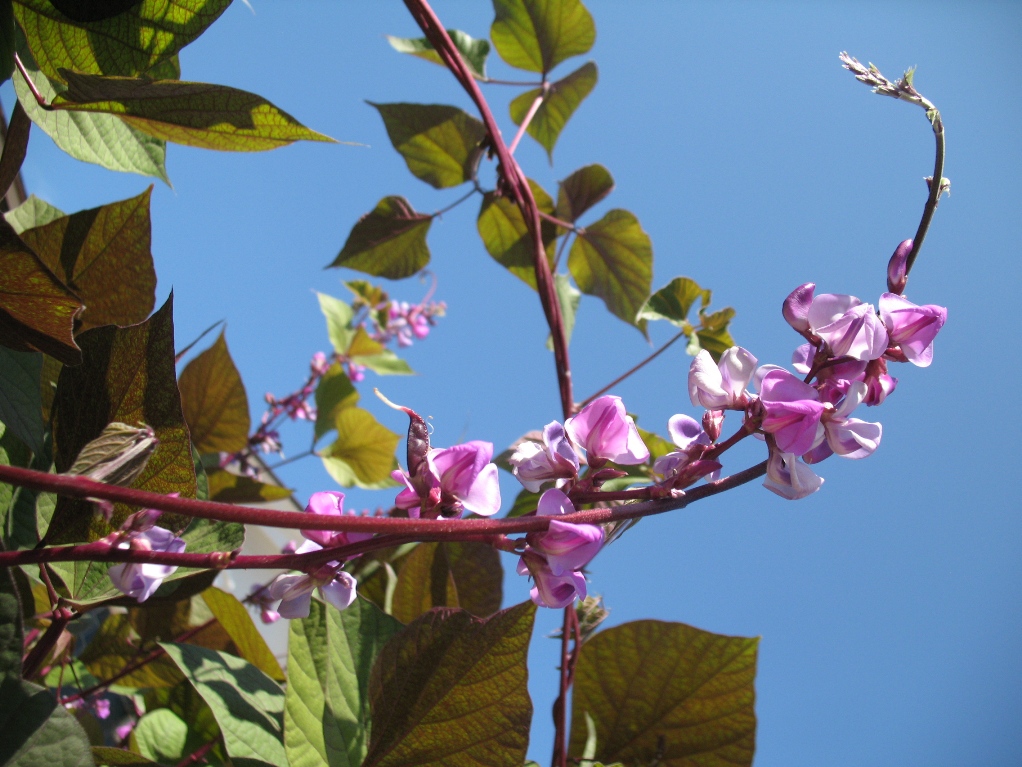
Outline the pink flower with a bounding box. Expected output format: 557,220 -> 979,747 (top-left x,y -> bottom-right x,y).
267,542 -> 357,619
108,526 -> 186,603
310,351 -> 331,377
758,370 -> 827,456
300,491 -> 374,549
525,490 -> 603,575
887,239 -> 912,295
802,382 -> 882,463
879,293 -> 947,367
688,347 -> 758,410
517,553 -> 588,609
509,422 -> 579,492
782,283 -> 816,335
807,293 -> 889,361
564,396 -> 649,467
763,448 -> 824,500
393,440 -> 501,518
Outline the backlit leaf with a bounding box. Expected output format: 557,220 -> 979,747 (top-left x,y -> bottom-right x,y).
364,602 -> 535,767
161,641 -> 288,767
320,407 -> 400,490
695,307 -> 736,362
386,29 -> 490,80
79,613 -> 183,688
370,103 -> 485,189
13,0 -> 231,81
329,196 -> 431,279
0,679 -> 94,767
0,348 -> 44,455
391,541 -> 503,623
637,277 -> 709,328
556,163 -> 613,223
546,273 -> 580,351
352,350 -> 413,377
206,470 -> 292,504
19,187 -> 156,330
491,0 -> 595,74
131,709 -> 193,765
314,363 -> 359,441
509,61 -> 596,160
568,209 -> 652,331
284,598 -> 402,767
567,620 -> 758,767
477,179 -> 557,289
0,218 -> 83,366
53,72 -> 336,151
179,331 -> 250,455
91,747 -> 161,767
48,1 -> 145,23
5,195 -> 65,233
318,293 -> 355,356
201,587 -> 285,682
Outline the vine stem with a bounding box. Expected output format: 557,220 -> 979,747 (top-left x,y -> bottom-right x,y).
905,109 -> 944,276
508,89 -> 545,155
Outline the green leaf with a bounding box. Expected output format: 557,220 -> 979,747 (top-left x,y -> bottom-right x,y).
178,331 -> 250,455
49,294 -> 196,549
18,187 -> 157,331
0,217 -> 83,366
0,423 -> 54,550
314,363 -> 359,442
556,164 -> 614,224
636,426 -> 673,461
284,597 -> 402,767
391,541 -> 503,623
48,1 -> 146,23
567,620 -> 758,767
386,29 -> 490,80
13,32 -> 169,183
507,487 -> 541,518
364,602 -> 536,767
491,0 -> 595,74
317,292 -> 356,356
329,196 -> 432,279
370,103 -> 485,189
0,348 -> 44,455
13,0 -> 231,81
353,350 -> 413,377
477,179 -> 557,289
131,708 -> 195,764
320,407 -> 400,490
695,307 -> 736,361
202,587 -> 286,682
91,746 -> 161,767
509,61 -> 596,160
637,277 -> 709,327
546,273 -> 580,351
568,209 -> 652,332
5,195 -> 65,233
0,678 -> 94,767
0,0 -> 12,86
206,470 -> 292,504
161,641 -> 288,767
52,71 -> 336,151
0,558 -> 22,681
79,613 -> 183,688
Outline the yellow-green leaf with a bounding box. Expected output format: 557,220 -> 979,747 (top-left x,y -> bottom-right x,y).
491,0 -> 595,74
637,277 -> 710,328
386,29 -> 490,80
314,363 -> 359,442
320,407 -> 400,490
201,587 -> 286,682
206,470 -> 292,504
477,179 -> 558,289
179,331 -> 250,455
556,163 -> 614,223
509,61 -> 596,160
5,194 -> 65,233
329,196 -> 432,279
53,71 -> 336,152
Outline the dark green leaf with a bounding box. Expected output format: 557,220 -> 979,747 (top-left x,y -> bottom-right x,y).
91,746 -> 160,766
13,0 -> 231,81
314,363 -> 359,442
48,0 -> 142,23
0,217 -> 83,366
386,29 -> 490,80
49,294 -> 196,547
0,423 -> 54,550
491,0 -> 595,74
637,277 -> 709,327
0,558 -> 22,681
13,30 -> 168,183
556,164 -> 614,224
509,61 -> 596,160
4,195 -> 65,234
568,209 -> 652,332
202,586 -> 285,682
79,613 -> 183,688
19,187 -> 157,331
284,598 -> 402,767
477,179 -> 557,289
370,103 -> 485,189
161,641 -> 288,767
0,678 -> 94,767
206,470 -> 292,504
546,273 -> 580,351
320,407 -> 400,490
179,331 -> 250,455
329,196 -> 432,279
567,620 -> 758,767
364,602 -> 536,767
0,348 -> 44,455
0,0 -> 13,85
391,541 -> 503,623
53,71 -> 336,151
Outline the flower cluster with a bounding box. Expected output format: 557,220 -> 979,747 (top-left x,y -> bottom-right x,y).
369,299 -> 447,348
392,440 -> 502,518
107,509 -> 187,603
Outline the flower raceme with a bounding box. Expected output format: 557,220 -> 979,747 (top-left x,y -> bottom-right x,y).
564,395 -> 649,467
393,440 -> 501,518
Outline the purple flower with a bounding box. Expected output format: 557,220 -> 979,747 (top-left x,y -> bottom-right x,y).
803,382 -> 882,463
564,396 -> 649,467
807,293 -> 889,361
525,490 -> 603,575
509,422 -> 580,492
887,239 -> 912,295
689,347 -> 758,410
651,413 -> 720,489
517,551 -> 588,609
758,370 -> 827,456
266,542 -> 357,619
763,448 -> 824,500
879,293 -> 947,367
393,440 -> 501,518
108,526 -> 186,603
782,283 -> 816,334
310,351 -> 331,377
300,491 -> 374,549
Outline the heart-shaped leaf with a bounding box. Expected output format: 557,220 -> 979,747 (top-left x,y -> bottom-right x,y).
556,164 -> 614,223
491,0 -> 595,74
509,61 -> 596,160
4,195 -> 65,233
202,587 -> 285,682
320,407 -> 400,490
179,330 -> 250,455
314,363 -> 359,442
477,179 -> 558,289
0,347 -> 44,455
391,541 -> 503,623
329,196 -> 432,279
386,29 -> 490,80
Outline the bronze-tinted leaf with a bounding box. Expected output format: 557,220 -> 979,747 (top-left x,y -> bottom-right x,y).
391,541 -> 503,623
477,179 -> 558,289
509,61 -> 596,160
206,470 -> 291,504
178,330 -> 250,455
19,187 -> 156,330
328,196 -> 432,279
556,164 -> 614,223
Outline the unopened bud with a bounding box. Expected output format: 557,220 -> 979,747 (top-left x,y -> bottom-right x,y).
887,239 -> 912,294
66,422 -> 158,487
782,283 -> 815,334
702,409 -> 724,443
123,507 -> 163,533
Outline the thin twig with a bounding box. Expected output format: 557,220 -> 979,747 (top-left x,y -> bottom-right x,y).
579,329 -> 689,408
508,89 -> 545,155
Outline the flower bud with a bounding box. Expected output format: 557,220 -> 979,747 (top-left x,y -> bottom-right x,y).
887,239 -> 912,294
66,422 -> 158,487
702,409 -> 724,443
782,283 -> 815,334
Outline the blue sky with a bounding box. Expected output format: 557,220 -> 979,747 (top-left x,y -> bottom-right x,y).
5,1 -> 1021,765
